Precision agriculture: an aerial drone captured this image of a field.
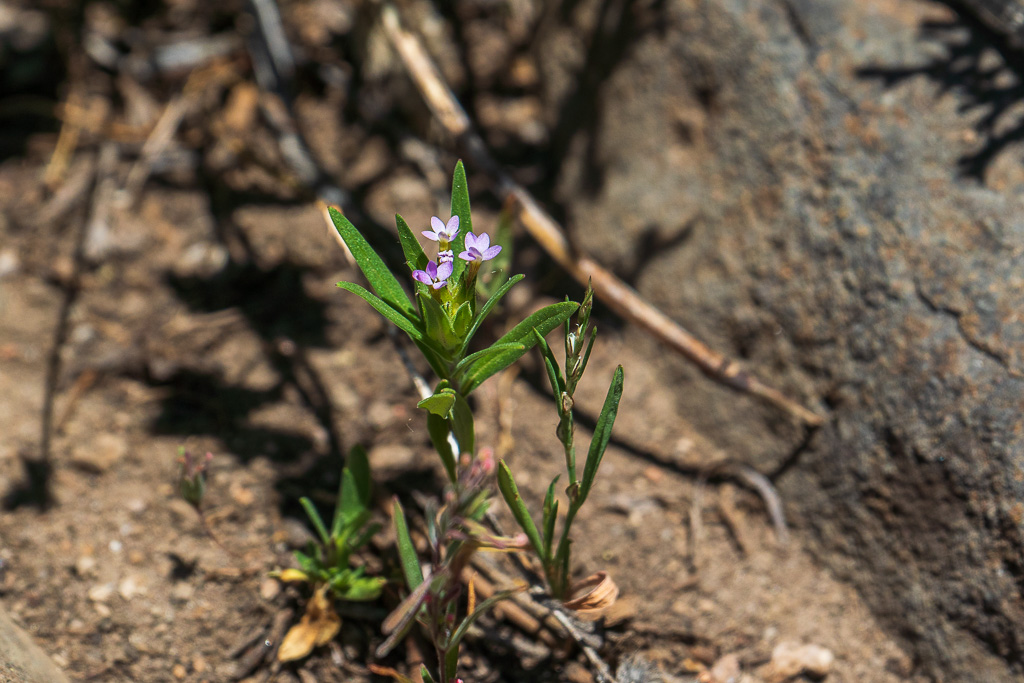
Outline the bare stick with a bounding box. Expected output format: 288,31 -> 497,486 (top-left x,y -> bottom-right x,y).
378,3 -> 822,427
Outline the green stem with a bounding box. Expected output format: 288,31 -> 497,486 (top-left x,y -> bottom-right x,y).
560,408 -> 577,493
551,504 -> 579,599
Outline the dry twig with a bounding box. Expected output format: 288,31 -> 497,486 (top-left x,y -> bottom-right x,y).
378,2 -> 823,427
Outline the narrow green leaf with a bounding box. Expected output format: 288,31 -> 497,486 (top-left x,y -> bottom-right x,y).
533,328 -> 564,401
420,666 -> 437,683
336,281 -> 434,351
458,274 -> 524,356
377,578 -> 431,657
334,445 -> 371,536
496,461 -> 545,560
450,391 -> 474,456
578,365 -> 624,506
427,412 -> 458,484
542,476 -> 559,561
459,301 -> 579,395
395,214 -> 428,273
329,207 -> 415,318
445,646 -> 459,682
449,161 -> 472,283
451,343 -> 526,382
445,589 -> 521,650
300,497 -> 330,545
392,498 -> 423,590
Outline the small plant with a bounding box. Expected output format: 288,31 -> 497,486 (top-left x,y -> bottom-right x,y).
330,161 -> 622,682
276,446 -> 386,661
283,446 -> 386,601
498,288 -> 624,600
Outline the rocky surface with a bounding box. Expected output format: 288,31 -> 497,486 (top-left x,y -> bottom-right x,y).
0,604 -> 69,683
540,0 -> 1024,678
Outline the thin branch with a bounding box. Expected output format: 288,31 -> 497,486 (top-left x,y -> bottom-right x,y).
378,2 -> 823,427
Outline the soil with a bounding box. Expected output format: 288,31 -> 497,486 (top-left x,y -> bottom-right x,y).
0,0 -> 923,681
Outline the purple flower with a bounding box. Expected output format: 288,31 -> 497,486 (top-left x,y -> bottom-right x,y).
422,216 -> 459,243
412,259 -> 453,289
458,232 -> 502,263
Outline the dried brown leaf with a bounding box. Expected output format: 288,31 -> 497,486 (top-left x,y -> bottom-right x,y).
277,586 -> 341,662
562,571 -> 619,615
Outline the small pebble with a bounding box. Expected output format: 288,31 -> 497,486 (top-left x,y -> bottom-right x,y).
118,575 -> 145,600
171,583 -> 194,603
0,249 -> 19,278
88,583 -> 115,603
765,641 -> 834,682
75,555 -> 97,578
172,663 -> 187,679
230,483 -> 255,506
260,578 -> 281,601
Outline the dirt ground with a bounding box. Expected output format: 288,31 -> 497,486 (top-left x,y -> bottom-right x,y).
0,0 -> 920,681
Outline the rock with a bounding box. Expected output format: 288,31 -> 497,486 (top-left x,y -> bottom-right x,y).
70,433 -> 127,473
259,578 -> 281,601
0,603 -> 70,682
539,0 -> 1024,677
74,555 -> 96,578
704,653 -> 741,683
763,642 -> 834,682
170,583 -> 194,604
118,575 -> 145,601
0,249 -> 18,279
87,583 -> 115,603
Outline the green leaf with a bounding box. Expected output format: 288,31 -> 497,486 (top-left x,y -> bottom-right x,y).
533,328 -> 564,402
452,301 -> 473,337
414,340 -> 449,381
445,646 -> 459,682
449,161 -> 472,283
427,412 -> 458,484
496,461 -> 545,560
336,281 -> 435,351
336,575 -> 386,602
334,445 -> 371,536
451,343 -> 526,382
329,207 -> 415,318
392,498 -> 423,590
347,521 -> 381,553
450,391 -> 474,456
445,588 -> 521,651
420,666 -> 437,683
300,497 -> 330,545
542,476 -> 559,561
417,388 -> 457,417
458,301 -> 579,395
395,214 -> 428,273
417,292 -> 460,354
578,365 -> 624,506
377,578 -> 431,657
458,274 -> 524,356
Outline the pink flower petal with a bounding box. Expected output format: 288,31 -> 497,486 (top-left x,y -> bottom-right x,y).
482,245 -> 502,261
